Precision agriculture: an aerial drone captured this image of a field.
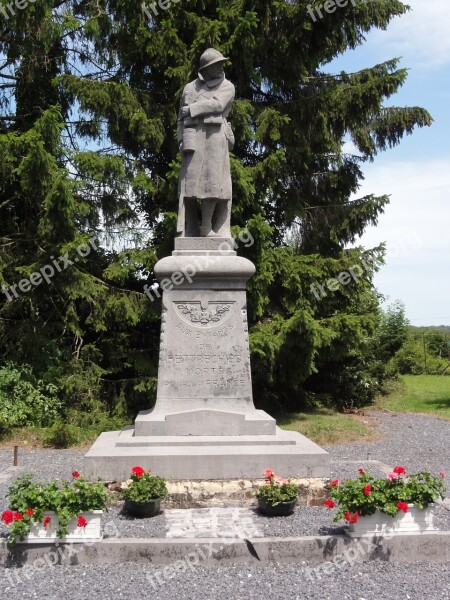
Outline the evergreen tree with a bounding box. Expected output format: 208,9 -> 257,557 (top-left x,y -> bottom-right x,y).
0,0 -> 433,425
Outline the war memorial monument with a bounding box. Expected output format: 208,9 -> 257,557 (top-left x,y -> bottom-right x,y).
85,49 -> 330,481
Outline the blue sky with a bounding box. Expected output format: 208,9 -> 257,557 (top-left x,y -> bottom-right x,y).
329,0 -> 450,326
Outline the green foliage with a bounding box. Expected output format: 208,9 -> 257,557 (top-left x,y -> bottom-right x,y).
121,469 -> 169,503
41,424 -> 83,448
4,472 -> 110,543
391,337 -> 448,375
376,301 -> 410,362
255,471 -> 298,506
0,363 -> 61,432
328,468 -> 447,522
0,0 -> 432,423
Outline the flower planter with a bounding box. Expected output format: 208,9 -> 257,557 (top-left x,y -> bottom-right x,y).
346,504 -> 439,538
257,498 -> 297,517
18,511 -> 103,544
124,498 -> 161,518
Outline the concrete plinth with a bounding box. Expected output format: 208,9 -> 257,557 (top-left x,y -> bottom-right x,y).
84,427 -> 330,481
84,238 -> 330,481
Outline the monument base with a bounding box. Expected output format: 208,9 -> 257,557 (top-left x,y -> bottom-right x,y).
84,237 -> 329,482
84,425 -> 329,482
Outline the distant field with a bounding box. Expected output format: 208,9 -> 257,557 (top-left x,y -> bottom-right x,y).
375,375 -> 450,420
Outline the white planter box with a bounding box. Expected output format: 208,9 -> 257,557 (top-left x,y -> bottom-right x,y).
346,503 -> 439,537
18,511 -> 103,544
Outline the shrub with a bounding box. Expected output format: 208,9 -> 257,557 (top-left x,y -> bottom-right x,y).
0,363 -> 61,433
42,424 -> 83,448
391,338 -> 448,375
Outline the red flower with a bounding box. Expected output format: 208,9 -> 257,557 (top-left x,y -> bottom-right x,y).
77,516 -> 88,528
393,466 -> 406,475
131,466 -> 145,478
358,468 -> 365,475
72,471 -> 80,479
344,512 -> 352,522
363,485 -> 372,496
263,469 -> 275,479
1,510 -> 15,525
330,480 -> 339,487
43,516 -> 52,529
350,512 -> 359,524
439,471 -> 446,479
324,499 -> 336,509
13,512 -> 23,521
26,508 -> 35,517
397,501 -> 409,513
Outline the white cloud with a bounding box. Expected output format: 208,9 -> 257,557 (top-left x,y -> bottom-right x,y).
370,0 -> 450,70
353,158 -> 450,325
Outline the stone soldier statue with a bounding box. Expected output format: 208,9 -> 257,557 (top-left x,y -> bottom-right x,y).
177,48 -> 235,238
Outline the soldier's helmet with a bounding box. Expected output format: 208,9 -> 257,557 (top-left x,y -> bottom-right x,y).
199,48 -> 229,71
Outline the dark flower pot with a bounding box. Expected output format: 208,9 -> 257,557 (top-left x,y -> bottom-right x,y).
124,498 -> 161,518
257,498 -> 297,516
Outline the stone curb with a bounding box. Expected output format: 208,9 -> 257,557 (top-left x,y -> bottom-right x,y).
1,532 -> 450,567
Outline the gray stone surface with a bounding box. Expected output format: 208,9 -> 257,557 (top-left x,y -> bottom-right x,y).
165,508 -> 263,539
2,532 -> 450,567
174,237 -> 236,256
85,237 -> 330,480
84,427 -> 330,481
177,49 -> 235,238
141,259 -> 262,434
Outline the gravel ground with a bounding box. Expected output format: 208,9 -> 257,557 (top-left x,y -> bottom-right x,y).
102,502 -> 166,539
0,561 -> 449,600
0,410 -> 449,539
326,410 -> 450,482
0,411 -> 449,599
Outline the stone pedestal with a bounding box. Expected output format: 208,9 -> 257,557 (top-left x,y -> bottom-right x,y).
84,239 -> 329,481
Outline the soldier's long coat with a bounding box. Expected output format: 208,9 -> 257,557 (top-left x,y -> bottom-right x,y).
177,74 -> 235,232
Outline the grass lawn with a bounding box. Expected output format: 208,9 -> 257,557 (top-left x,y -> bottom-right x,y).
375,375 -> 450,419
277,408 -> 378,446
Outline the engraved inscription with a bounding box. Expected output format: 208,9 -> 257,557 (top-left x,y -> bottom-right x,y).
176,322 -> 233,338
157,296 -> 252,398
164,378 -> 247,390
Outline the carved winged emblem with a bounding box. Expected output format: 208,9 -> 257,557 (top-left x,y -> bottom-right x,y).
174,301 -> 234,328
